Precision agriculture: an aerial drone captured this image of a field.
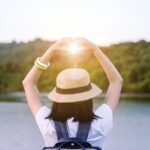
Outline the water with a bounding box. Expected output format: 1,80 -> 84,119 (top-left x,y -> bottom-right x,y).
0,95 -> 150,150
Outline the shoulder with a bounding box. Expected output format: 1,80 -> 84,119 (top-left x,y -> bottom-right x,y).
35,106 -> 55,134
92,103 -> 113,136
35,105 -> 51,122
95,103 -> 113,119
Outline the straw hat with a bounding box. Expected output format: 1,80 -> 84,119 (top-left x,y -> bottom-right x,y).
48,68 -> 102,103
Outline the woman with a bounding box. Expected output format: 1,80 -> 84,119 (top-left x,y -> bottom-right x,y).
22,38 -> 123,149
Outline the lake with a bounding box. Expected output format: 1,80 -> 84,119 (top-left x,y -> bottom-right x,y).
0,93 -> 150,150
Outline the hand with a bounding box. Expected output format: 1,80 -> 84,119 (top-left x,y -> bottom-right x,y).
42,38 -> 72,60
40,38 -> 72,62
48,37 -> 72,53
74,38 -> 98,52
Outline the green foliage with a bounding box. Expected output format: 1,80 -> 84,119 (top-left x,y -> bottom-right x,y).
0,39 -> 150,93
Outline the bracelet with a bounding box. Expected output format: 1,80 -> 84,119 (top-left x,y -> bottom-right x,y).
34,57 -> 50,70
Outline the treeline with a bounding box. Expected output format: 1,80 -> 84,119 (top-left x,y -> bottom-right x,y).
0,39 -> 150,93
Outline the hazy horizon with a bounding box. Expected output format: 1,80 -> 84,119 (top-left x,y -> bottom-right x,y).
0,37 -> 149,47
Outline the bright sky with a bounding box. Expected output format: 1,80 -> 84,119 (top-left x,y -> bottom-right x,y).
0,0 -> 150,46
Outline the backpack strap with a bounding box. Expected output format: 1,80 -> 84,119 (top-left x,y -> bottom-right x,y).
54,121 -> 69,140
76,122 -> 92,140
54,121 -> 91,141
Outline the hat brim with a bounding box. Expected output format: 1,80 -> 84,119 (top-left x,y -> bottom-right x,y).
48,83 -> 102,103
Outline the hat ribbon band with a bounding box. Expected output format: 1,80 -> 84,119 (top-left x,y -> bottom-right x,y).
56,83 -> 92,94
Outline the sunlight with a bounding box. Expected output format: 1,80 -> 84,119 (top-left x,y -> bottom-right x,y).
67,42 -> 81,54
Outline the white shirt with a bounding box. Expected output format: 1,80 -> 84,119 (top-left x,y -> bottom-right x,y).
35,104 -> 113,149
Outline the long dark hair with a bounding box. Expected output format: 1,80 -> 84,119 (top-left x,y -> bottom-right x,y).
45,99 -> 99,123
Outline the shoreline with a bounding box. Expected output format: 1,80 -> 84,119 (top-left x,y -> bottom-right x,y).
0,91 -> 150,102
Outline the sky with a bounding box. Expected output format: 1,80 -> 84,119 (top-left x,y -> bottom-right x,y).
0,0 -> 150,46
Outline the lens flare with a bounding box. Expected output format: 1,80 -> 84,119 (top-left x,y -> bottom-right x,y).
67,42 -> 81,54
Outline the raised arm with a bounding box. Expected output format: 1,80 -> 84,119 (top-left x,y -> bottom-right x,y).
76,38 -> 123,113
22,38 -> 72,117
94,46 -> 123,113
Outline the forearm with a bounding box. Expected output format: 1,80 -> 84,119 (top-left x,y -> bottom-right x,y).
22,48 -> 52,85
94,47 -> 123,83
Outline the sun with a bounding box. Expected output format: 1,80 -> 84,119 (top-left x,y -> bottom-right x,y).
67,42 -> 81,54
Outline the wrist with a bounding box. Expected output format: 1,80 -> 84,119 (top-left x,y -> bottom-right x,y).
40,55 -> 50,64
34,57 -> 50,70
40,50 -> 53,63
